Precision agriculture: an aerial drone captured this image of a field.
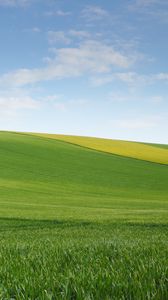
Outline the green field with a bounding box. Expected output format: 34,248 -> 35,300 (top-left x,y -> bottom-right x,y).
0,131 -> 168,299
29,132 -> 168,165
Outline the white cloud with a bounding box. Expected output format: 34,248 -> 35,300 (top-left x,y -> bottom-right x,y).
129,0 -> 167,10
130,0 -> 161,8
108,92 -> 131,103
117,72 -> 168,84
53,98 -> 88,112
54,102 -> 66,111
150,96 -> 164,103
82,5 -> 109,20
23,27 -> 41,33
45,10 -> 71,17
148,10 -> 168,23
32,27 -> 41,33
91,72 -> 168,87
91,72 -> 144,86
69,30 -> 90,39
91,76 -> 113,86
155,73 -> 168,80
45,94 -> 62,102
107,91 -> 166,105
0,40 -> 132,87
0,0 -> 31,6
54,40 -> 130,70
129,0 -> 168,22
47,30 -> 90,45
56,10 -> 71,16
47,31 -> 71,45
111,116 -> 161,130
0,94 -> 40,116
116,72 -> 141,83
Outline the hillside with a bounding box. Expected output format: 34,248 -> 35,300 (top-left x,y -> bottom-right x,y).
28,132 -> 168,165
0,131 -> 167,221
0,131 -> 168,299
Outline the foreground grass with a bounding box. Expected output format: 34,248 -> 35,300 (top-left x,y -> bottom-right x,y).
0,131 -> 167,299
0,219 -> 168,300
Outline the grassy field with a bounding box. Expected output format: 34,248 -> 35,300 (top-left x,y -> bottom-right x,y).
29,132 -> 168,165
0,131 -> 168,299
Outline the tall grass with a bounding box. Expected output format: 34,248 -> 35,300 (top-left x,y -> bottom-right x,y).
0,220 -> 168,299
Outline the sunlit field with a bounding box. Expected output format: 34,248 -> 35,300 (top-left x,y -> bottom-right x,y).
0,131 -> 168,299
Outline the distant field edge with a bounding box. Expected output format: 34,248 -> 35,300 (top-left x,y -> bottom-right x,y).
6,131 -> 167,166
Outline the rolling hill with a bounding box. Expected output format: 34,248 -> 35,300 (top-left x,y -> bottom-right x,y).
0,131 -> 168,221
0,131 -> 168,299
28,132 -> 168,165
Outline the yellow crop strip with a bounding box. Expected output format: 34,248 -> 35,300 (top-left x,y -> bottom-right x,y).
28,133 -> 168,165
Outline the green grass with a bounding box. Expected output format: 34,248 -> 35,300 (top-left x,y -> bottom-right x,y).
0,131 -> 168,299
28,132 -> 168,165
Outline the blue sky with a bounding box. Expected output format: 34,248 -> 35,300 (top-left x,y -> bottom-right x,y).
0,0 -> 168,143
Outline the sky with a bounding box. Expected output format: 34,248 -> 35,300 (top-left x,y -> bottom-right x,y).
0,0 -> 168,143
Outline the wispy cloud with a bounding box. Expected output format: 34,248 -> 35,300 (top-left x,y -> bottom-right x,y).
47,31 -> 71,45
23,27 -> 41,33
129,0 -> 168,22
82,5 -> 109,21
91,72 -> 144,86
107,91 -> 166,105
32,27 -> 41,33
0,40 -> 132,87
53,98 -> 88,112
111,116 -> 162,130
150,96 -> 164,103
47,30 -> 90,45
91,72 -> 168,87
107,92 -> 132,103
69,30 -> 90,39
0,0 -> 31,6
155,73 -> 168,81
45,10 -> 71,17
0,94 -> 40,116
130,0 -> 162,8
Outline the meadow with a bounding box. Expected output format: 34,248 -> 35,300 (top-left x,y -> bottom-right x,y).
0,131 -> 168,299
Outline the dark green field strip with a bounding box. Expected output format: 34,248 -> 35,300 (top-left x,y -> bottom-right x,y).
144,142 -> 168,149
